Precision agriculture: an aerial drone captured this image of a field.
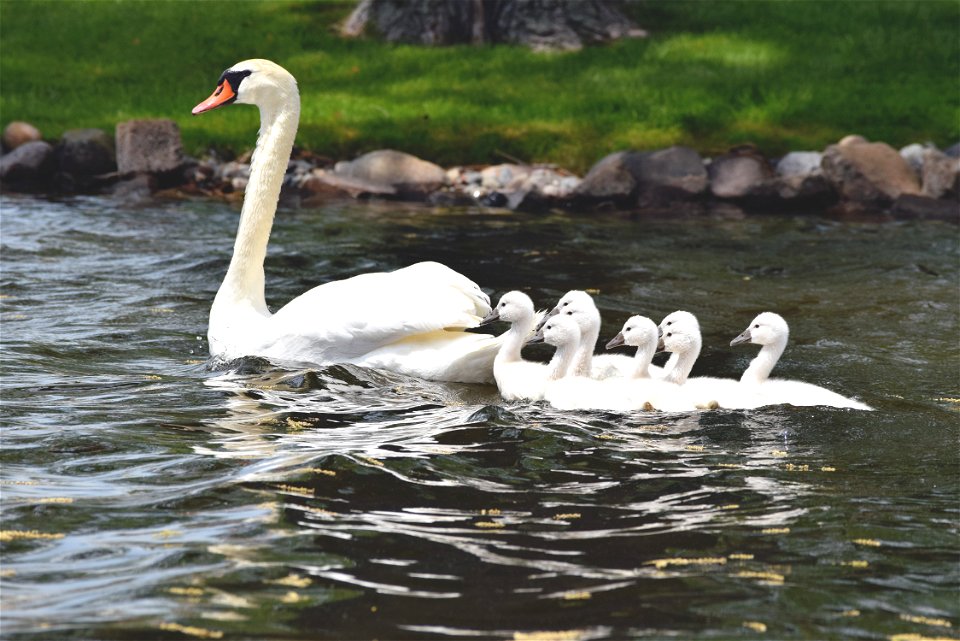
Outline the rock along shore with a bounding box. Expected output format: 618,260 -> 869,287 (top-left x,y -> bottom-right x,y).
1,119 -> 957,220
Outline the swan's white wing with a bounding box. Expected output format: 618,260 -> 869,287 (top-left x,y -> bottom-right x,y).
262,261 -> 495,367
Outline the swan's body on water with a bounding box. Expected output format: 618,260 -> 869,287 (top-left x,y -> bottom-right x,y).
481,291 -> 549,401
193,59 -> 499,382
730,312 -> 872,410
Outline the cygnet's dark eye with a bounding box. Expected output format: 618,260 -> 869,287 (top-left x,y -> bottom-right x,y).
565,311 -> 573,316
754,324 -> 760,328
626,327 -> 632,332
666,332 -> 673,337
561,301 -> 569,307
666,321 -> 673,326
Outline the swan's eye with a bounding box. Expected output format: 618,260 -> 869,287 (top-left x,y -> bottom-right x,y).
754,324 -> 759,328
666,332 -> 672,337
666,321 -> 673,326
565,311 -> 573,316
626,327 -> 632,332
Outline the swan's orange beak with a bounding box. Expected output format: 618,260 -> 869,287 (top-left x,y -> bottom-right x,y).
192,81 -> 236,115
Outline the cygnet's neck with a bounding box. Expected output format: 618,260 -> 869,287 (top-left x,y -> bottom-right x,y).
547,341 -> 578,381
573,323 -> 599,377
217,96 -> 300,314
496,314 -> 536,366
740,337 -> 787,384
663,338 -> 701,385
630,342 -> 657,379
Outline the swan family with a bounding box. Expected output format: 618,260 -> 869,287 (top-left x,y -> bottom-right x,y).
192,59 -> 871,412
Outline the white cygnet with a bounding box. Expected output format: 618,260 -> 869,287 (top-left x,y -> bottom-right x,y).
730,312 -> 872,410
480,291 -> 549,401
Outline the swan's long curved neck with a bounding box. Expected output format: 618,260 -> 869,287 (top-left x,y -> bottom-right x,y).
496,316 -> 536,365
740,338 -> 786,384
663,340 -> 701,385
548,343 -> 578,380
218,97 -> 301,314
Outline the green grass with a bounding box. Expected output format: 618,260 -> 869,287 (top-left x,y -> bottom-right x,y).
1,0 -> 957,172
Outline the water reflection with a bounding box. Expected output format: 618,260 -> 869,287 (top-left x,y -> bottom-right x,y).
1,196 -> 957,639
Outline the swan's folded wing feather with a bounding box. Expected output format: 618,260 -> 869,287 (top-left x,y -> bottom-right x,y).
264,262 -> 493,363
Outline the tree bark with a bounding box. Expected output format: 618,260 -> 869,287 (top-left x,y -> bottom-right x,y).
341,0 -> 643,51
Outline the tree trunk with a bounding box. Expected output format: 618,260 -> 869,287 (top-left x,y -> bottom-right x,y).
341,0 -> 644,51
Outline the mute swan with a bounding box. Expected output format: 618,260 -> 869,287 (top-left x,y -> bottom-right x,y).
730,312 -> 872,410
540,314 -> 715,412
532,314 -> 582,383
604,315 -> 665,379
543,290 -> 641,379
657,311 -> 703,385
479,291 -> 549,401
659,311 -> 754,408
192,59 -> 500,383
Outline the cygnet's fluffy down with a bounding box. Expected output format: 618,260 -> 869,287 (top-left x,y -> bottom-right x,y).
541,314 -> 716,413
545,290 -> 661,380
729,312 -> 872,410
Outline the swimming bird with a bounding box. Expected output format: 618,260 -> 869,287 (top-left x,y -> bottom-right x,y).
540,314 -> 714,412
730,312 -> 872,410
604,315 -> 665,379
543,290 -> 641,379
480,291 -> 549,401
193,59 -> 500,382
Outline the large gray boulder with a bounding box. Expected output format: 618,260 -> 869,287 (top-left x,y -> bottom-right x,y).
920,148 -> 959,199
708,148 -> 774,199
772,151 -> 834,202
332,149 -> 446,196
776,151 -> 822,177
56,128 -> 116,178
115,119 -> 184,174
2,121 -> 42,151
0,140 -> 55,186
575,145 -> 707,206
821,137 -> 921,203
575,151 -> 638,200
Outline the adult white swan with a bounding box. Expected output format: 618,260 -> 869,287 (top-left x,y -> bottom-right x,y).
731,312 -> 872,410
192,59 -> 500,382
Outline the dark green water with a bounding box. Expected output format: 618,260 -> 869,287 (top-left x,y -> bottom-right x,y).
1,195 -> 958,640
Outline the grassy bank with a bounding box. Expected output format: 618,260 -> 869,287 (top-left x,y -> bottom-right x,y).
1,0 -> 957,172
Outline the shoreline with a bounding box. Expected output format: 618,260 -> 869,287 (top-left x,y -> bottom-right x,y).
1,119 -> 957,221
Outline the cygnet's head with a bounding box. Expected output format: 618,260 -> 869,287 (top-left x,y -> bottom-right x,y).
550,290 -> 596,315
658,310 -> 701,353
193,59 -> 298,115
606,315 -> 658,350
730,312 -> 789,347
541,314 -> 582,350
544,290 -> 600,336
480,291 -> 534,326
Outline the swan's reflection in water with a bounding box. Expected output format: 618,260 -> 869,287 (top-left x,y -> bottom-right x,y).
196,361 -> 818,624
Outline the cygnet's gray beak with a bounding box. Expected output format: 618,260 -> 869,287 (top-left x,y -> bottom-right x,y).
478,308 -> 500,327
730,328 -> 752,347
656,327 -> 665,352
527,326 -> 545,344
605,332 -> 625,350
